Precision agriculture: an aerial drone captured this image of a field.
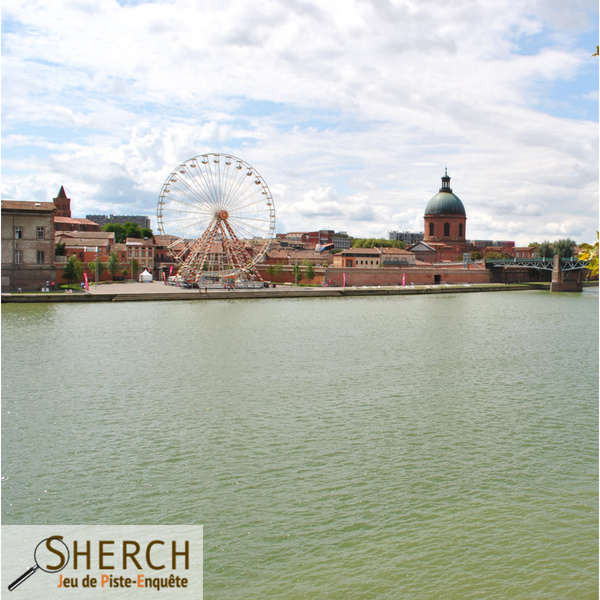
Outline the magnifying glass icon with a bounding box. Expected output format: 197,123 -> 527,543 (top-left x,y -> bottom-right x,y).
8,537 -> 70,591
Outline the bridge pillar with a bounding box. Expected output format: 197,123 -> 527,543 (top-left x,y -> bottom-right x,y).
550,254 -> 583,292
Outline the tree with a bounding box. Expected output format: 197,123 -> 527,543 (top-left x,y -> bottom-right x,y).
141,227 -> 154,240
102,223 -> 126,243
351,238 -> 406,249
578,233 -> 599,278
484,251 -> 503,259
535,239 -> 576,259
553,238 -> 576,258
124,222 -> 143,240
55,241 -> 66,256
130,258 -> 140,280
267,265 -> 276,279
121,267 -> 129,279
535,241 -> 555,259
87,257 -> 106,281
107,251 -> 121,279
304,262 -> 316,284
273,262 -> 284,280
64,256 -> 84,285
292,262 -> 303,285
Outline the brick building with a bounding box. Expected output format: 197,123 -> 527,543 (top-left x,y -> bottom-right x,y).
1,200 -> 57,291
333,247 -> 416,268
420,169 -> 472,261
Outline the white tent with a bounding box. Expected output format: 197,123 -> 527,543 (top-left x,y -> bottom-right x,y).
139,269 -> 153,283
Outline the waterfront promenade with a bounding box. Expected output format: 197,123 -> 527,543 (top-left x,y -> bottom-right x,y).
0,281 -> 567,303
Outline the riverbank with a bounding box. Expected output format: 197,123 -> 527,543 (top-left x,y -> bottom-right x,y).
2,281 -> 583,303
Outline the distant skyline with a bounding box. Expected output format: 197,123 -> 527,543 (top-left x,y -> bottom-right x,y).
2,0 -> 598,245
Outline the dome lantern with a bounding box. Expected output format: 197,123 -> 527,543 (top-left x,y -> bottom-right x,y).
440,168 -> 452,193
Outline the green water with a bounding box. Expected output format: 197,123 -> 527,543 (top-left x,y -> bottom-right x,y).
2,290 -> 598,599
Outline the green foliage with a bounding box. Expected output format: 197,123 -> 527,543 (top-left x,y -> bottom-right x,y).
64,256 -> 84,284
535,241 -> 555,259
130,258 -> 140,278
102,223 -> 126,243
292,262 -> 303,284
267,265 -> 275,278
124,222 -> 143,240
484,251 -> 503,259
102,222 -> 152,243
121,267 -> 129,279
55,241 -> 66,256
304,262 -> 316,284
352,238 -> 406,249
107,252 -> 121,278
87,257 -> 107,279
535,239 -> 576,259
552,238 -> 576,258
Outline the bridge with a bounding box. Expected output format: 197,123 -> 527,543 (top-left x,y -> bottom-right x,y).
486,255 -> 591,292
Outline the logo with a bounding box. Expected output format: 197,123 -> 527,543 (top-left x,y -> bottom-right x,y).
2,526 -> 203,599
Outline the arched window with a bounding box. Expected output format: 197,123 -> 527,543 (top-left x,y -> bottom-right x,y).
444,223 -> 450,237
458,223 -> 463,237
429,222 -> 434,236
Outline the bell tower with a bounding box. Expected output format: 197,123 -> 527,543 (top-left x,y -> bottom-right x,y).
53,186 -> 72,218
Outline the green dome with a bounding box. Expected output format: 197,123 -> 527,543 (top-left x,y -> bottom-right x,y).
424,191 -> 466,216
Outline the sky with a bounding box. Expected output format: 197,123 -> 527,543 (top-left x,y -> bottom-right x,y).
2,0 -> 598,245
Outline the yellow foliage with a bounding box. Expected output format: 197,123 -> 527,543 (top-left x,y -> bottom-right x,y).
578,232 -> 599,277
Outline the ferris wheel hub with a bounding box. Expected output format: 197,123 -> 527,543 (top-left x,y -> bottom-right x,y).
217,210 -> 229,220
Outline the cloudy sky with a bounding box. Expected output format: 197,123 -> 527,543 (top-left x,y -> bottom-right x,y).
2,0 -> 598,244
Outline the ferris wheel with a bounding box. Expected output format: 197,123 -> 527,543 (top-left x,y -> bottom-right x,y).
157,153 -> 276,283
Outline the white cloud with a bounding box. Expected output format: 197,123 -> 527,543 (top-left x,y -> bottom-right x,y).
1,0 -> 598,243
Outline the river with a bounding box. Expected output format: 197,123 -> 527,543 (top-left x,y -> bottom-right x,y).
2,289 -> 598,599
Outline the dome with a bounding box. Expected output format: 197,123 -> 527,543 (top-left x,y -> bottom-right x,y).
424,191 -> 466,216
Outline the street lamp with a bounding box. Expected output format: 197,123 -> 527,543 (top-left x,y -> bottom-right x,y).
95,246 -> 99,287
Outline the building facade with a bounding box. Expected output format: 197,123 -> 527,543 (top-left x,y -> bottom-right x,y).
388,230 -> 424,245
1,200 -> 57,291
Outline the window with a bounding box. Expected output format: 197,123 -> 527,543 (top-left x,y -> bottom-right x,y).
37,227 -> 44,239
142,250 -> 146,257
429,223 -> 434,236
37,251 -> 45,264
15,227 -> 22,239
135,251 -> 139,257
15,250 -> 22,264
458,224 -> 463,237
128,250 -> 132,257
444,223 -> 450,237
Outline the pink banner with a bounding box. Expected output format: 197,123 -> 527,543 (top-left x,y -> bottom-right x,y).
83,272 -> 89,292
169,265 -> 174,276
402,273 -> 406,287
343,272 -> 346,288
